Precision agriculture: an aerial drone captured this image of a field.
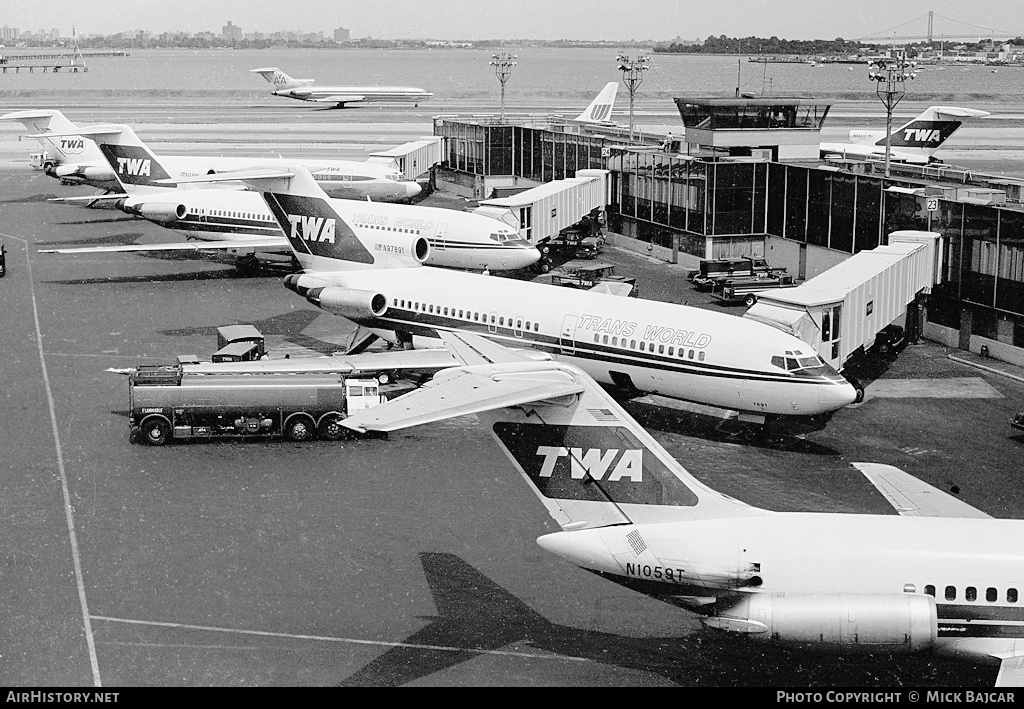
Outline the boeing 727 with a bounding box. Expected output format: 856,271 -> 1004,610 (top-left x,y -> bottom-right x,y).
251,67 -> 432,108
4,110 -> 420,202
233,165 -> 857,426
820,105 -> 990,164
38,125 -> 539,272
339,329 -> 1024,687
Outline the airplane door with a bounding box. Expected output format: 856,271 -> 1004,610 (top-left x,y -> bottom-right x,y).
433,223 -> 448,250
488,311 -> 498,334
559,314 -> 578,355
513,316 -> 523,339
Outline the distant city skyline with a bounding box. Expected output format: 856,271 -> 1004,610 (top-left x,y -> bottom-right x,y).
3,0 -> 1023,41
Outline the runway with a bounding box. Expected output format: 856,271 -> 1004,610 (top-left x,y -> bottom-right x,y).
1,98 -> 1024,687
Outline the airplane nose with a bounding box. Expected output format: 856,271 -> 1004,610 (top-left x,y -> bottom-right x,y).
823,379 -> 859,412
403,181 -> 422,199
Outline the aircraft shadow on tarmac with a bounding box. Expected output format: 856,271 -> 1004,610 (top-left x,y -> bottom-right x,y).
161,310 -> 347,355
338,552 -> 989,687
2,193 -> 59,203
36,232 -> 145,247
612,390 -> 842,454
48,216 -> 139,226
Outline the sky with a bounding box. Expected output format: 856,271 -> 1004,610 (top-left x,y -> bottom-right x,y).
5,0 -> 1024,41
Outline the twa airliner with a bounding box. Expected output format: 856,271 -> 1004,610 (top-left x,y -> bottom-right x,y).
240,165 -> 856,426
340,329 -> 1024,687
37,125 -> 539,272
251,67 -> 432,108
820,105 -> 990,164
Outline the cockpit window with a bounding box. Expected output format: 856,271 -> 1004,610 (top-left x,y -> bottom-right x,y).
489,233 -> 507,243
772,354 -> 827,371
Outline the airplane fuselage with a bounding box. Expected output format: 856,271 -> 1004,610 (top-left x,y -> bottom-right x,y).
537,512 -> 1024,662
291,266 -> 857,419
274,86 -> 433,106
121,189 -> 540,271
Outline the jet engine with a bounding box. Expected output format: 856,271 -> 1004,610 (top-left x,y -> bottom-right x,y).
705,593 -> 937,653
122,201 -> 187,225
303,287 -> 388,321
369,234 -> 430,268
52,165 -> 116,182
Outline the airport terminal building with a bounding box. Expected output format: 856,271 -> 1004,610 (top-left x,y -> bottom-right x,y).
432,97 -> 1024,365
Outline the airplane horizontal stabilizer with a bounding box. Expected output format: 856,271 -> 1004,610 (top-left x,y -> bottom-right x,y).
852,462 -> 991,519
38,236 -> 290,254
995,653 -> 1024,687
49,194 -> 127,205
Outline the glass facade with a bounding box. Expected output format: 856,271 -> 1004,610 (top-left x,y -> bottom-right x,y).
930,202 -> 1024,339
433,116 -> 1024,348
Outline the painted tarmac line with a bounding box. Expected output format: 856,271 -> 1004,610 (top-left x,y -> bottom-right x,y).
2,230 -> 104,687
90,615 -> 590,663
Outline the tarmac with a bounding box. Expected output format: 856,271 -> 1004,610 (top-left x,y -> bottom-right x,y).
2,142 -> 1024,686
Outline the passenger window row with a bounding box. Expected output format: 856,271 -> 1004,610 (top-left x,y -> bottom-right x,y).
392,299 -> 540,332
917,584 -> 1019,603
364,224 -> 420,234
592,333 -> 706,361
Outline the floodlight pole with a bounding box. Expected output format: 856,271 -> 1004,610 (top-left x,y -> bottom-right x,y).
489,53 -> 517,123
868,51 -> 916,178
617,54 -> 651,142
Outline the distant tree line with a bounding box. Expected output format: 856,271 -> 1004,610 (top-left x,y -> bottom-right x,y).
656,35 -> 862,55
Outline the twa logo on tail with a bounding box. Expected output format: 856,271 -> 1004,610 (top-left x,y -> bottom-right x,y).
98,144 -> 174,186
492,422 -> 698,506
288,214 -> 336,244
883,120 -> 961,148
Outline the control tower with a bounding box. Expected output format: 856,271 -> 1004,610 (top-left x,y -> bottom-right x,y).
674,96 -> 832,161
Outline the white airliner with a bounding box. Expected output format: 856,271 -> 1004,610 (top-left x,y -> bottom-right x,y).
820,105 -> 990,164
0,110 -> 120,190
251,67 -> 432,108
5,110 -> 420,202
340,329 -> 1024,687
37,125 -> 540,272
239,165 -> 857,426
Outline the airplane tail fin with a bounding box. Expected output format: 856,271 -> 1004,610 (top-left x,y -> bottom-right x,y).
210,166 -> 428,270
250,67 -> 314,89
574,82 -> 618,123
40,124 -> 177,190
0,109 -> 101,164
342,331 -> 757,530
877,105 -> 990,156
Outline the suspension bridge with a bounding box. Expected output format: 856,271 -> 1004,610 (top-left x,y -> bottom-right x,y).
857,11 -> 1023,43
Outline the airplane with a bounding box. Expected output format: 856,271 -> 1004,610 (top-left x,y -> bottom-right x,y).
571,82 -> 619,125
37,124 -> 540,273
339,328 -> 1024,687
820,105 -> 991,165
238,165 -> 857,426
3,109 -> 421,202
251,67 -> 432,109
0,110 -> 120,190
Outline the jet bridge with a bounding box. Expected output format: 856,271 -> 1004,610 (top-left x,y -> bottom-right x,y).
743,231 -> 941,374
367,137 -> 443,180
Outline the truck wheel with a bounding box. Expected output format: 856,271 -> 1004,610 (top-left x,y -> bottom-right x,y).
744,294 -> 757,307
140,418 -> 170,446
376,370 -> 393,385
285,417 -> 315,442
318,415 -> 346,441
539,261 -> 551,273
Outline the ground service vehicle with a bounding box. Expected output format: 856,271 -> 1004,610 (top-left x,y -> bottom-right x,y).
128,364 -> 386,445
710,272 -> 796,306
0,243 -> 6,277
689,256 -> 783,291
1012,411 -> 1024,434
550,262 -> 638,297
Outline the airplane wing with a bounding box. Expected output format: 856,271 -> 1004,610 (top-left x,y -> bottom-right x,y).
995,653 -> 1024,687
49,195 -> 127,205
38,236 -> 290,254
160,168 -> 296,187
310,95 -> 366,104
852,462 -> 992,519
341,331 -> 584,433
